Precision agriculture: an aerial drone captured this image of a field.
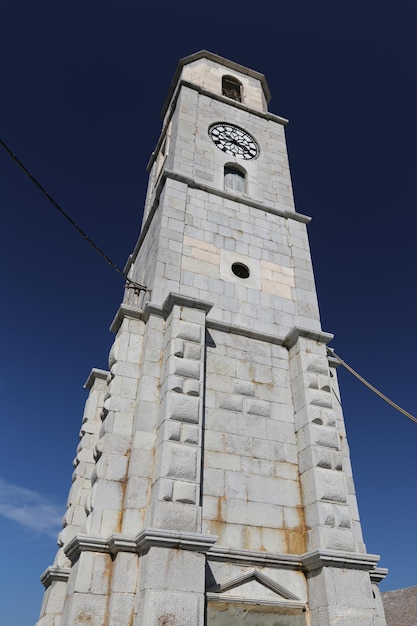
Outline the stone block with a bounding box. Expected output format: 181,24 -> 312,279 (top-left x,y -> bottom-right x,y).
234,380 -> 255,397
241,456 -> 274,476
184,379 -> 200,396
181,423 -> 199,444
107,592 -> 136,625
217,393 -> 243,412
205,450 -> 241,471
90,553 -> 112,595
125,476 -> 150,508
173,480 -> 197,504
246,398 -> 270,417
224,470 -> 247,500
172,356 -> 201,379
167,393 -> 200,424
138,589 -> 203,626
161,442 -> 198,481
177,321 -> 202,343
247,475 -> 301,508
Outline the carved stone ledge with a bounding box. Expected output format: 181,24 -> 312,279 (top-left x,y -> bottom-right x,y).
64,535 -> 110,563
284,327 -> 334,349
162,292 -> 213,317
83,368 -> 109,390
302,549 -> 380,572
136,528 -> 217,553
64,528 -> 218,564
110,303 -> 144,333
40,566 -> 71,589
207,545 -> 302,569
370,566 -> 389,584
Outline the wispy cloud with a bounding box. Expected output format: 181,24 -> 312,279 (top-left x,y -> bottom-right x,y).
0,477 -> 63,537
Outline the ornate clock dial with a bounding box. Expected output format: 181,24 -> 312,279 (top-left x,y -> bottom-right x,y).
209,123 -> 259,160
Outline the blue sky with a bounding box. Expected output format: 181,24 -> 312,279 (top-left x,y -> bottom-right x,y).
1,1 -> 417,623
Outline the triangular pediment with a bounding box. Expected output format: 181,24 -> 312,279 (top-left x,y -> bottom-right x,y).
207,569 -> 301,602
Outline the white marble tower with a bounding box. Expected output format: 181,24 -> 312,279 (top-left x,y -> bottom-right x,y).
37,51 -> 387,626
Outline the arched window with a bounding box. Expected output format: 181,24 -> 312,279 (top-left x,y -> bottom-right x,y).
222,75 -> 242,102
224,164 -> 246,193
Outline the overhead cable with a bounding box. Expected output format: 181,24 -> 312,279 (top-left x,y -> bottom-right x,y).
328,347 -> 417,425
0,138 -> 147,293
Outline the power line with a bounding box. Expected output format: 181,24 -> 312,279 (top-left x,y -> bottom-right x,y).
0,137 -> 147,293
328,347 -> 417,425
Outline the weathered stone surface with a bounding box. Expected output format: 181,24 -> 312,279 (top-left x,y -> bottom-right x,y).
37,52 -> 386,626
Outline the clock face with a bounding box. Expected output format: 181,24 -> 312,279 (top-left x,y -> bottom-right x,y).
208,123 -> 259,160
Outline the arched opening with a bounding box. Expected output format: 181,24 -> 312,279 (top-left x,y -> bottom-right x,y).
224,164 -> 246,193
222,75 -> 242,102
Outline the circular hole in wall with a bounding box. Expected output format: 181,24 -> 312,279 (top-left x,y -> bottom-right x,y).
231,262 -> 250,279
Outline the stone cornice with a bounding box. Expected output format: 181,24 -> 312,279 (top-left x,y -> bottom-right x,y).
207,545 -> 302,569
162,293 -> 213,317
40,566 -> 71,589
110,295 -> 213,332
284,327 -> 334,349
65,535 -> 109,562
124,170 -> 311,273
108,300 -> 334,353
83,368 -> 109,390
207,545 -> 382,578
370,567 -> 389,584
301,549 -> 381,573
207,319 -> 285,346
109,303 -> 144,333
64,529 -> 218,564
162,171 -> 310,223
136,528 -> 217,552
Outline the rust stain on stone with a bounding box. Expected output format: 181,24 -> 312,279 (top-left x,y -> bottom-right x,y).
214,495 -> 225,522
287,529 -> 306,554
158,613 -> 176,625
76,613 -> 94,623
285,505 -> 307,554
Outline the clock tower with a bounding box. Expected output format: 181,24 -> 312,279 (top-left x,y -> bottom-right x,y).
37,51 -> 387,626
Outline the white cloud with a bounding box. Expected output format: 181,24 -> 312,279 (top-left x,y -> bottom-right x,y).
0,477 -> 62,537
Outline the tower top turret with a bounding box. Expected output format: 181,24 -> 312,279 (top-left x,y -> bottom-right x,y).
161,50 -> 272,120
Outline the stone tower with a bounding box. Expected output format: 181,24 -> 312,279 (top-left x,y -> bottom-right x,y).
37,51 -> 387,626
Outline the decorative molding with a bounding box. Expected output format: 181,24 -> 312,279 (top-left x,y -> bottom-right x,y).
162,293 -> 213,317
207,545 -> 302,569
208,568 -> 301,601
327,353 -> 341,369
136,528 -> 217,553
83,368 -> 109,390
141,302 -> 164,323
125,170 -> 311,272
64,529 -> 218,564
65,535 -> 110,563
40,566 -> 71,589
163,170 -> 311,223
109,303 -> 144,333
109,296 -> 213,331
206,594 -> 306,612
284,326 -> 334,349
370,567 -> 389,584
108,534 -> 138,554
302,549 -> 381,573
206,319 -> 285,346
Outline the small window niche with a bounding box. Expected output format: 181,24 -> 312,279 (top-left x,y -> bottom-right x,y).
222,75 -> 242,102
224,164 -> 246,193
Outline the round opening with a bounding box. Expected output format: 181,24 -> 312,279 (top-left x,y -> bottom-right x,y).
231,262 -> 250,279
